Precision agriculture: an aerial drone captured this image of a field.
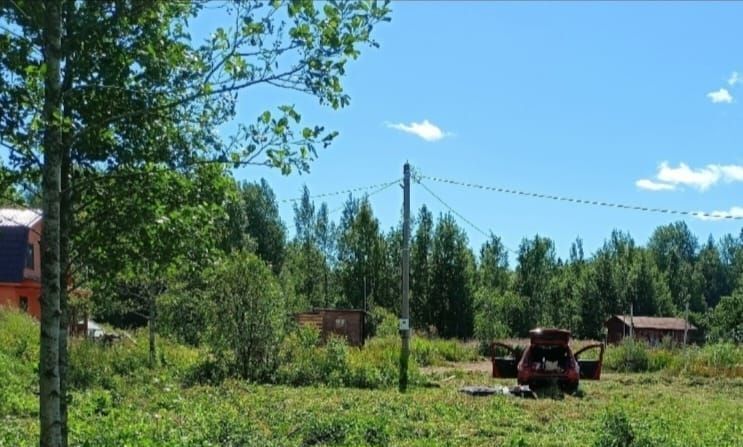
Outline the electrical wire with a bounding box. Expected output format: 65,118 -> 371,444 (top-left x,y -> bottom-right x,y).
421,175 -> 743,221
280,178 -> 401,204
328,179 -> 400,214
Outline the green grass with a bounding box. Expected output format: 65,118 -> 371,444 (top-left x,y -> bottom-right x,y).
1,309 -> 741,446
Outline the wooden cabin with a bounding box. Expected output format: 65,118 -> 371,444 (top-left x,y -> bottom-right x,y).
605,315 -> 697,345
294,308 -> 367,346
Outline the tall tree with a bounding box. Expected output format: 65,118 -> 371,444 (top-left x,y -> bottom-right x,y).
411,205 -> 434,329
647,221 -> 699,310
514,235 -> 557,329
240,179 -> 286,273
336,197 -> 385,310
314,202 -> 338,304
1,2 -> 390,444
430,213 -> 475,338
292,186 -> 322,305
478,233 -> 510,292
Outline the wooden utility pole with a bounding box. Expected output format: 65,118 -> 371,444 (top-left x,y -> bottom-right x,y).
399,163 -> 411,392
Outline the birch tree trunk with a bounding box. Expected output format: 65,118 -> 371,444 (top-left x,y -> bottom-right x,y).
58,148 -> 71,447
40,1 -> 64,446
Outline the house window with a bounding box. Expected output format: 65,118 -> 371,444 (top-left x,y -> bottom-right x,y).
26,244 -> 34,269
335,318 -> 346,329
19,297 -> 28,313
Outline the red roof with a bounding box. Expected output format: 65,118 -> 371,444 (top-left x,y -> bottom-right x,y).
609,315 -> 696,331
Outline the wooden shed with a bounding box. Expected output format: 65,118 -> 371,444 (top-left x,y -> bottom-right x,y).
605,315 -> 697,345
294,308 -> 366,347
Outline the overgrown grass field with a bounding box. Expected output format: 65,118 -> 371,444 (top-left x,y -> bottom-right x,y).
1,310 -> 741,446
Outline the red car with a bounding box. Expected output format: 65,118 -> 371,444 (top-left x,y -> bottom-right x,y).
491,328 -> 604,393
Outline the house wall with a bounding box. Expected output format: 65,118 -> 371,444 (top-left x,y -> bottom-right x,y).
0,221 -> 42,319
321,310 -> 364,347
606,318 -> 627,344
295,310 -> 365,346
635,328 -> 687,345
23,221 -> 41,282
0,280 -> 41,319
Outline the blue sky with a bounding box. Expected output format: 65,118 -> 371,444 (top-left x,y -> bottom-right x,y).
2,3 -> 740,261
208,1 -> 743,260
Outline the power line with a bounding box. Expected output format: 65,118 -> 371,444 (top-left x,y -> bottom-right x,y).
417,180 -> 519,254
328,179 -> 400,214
418,181 -> 489,238
280,179 -> 401,204
421,175 -> 743,221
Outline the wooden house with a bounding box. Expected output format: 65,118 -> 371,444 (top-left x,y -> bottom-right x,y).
605,315 -> 697,345
294,308 -> 367,346
0,209 -> 42,319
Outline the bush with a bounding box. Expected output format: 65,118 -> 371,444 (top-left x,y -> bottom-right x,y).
275,326 -> 425,389
70,329 -> 200,389
708,291 -> 743,342
370,307 -> 399,338
604,339 -> 652,373
202,251 -> 286,381
666,343 -> 743,378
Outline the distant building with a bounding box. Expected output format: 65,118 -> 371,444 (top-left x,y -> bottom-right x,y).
605,315 -> 697,345
294,308 -> 367,347
0,209 -> 42,319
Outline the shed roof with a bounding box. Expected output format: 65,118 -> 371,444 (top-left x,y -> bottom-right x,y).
608,315 -> 696,331
0,208 -> 42,228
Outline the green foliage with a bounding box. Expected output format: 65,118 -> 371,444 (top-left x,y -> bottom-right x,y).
410,337 -> 480,366
664,343 -> 743,378
370,307 -> 399,338
604,339 -> 652,373
1,308 -> 742,446
594,409 -> 636,447
474,289 -> 527,345
0,310 -> 38,417
603,340 -> 743,378
708,290 -> 743,342
429,213 -> 476,338
276,326 -> 426,389
68,331 -> 199,390
223,179 -> 286,273
202,252 -> 286,381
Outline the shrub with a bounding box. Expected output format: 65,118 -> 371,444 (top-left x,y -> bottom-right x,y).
275,327 -> 425,389
708,291 -> 743,342
666,343 -> 743,378
604,339 -> 652,373
371,307 -> 399,338
202,251 -> 286,381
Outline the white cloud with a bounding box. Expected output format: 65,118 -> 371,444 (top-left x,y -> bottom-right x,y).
707,88 -> 733,103
635,179 -> 676,191
387,120 -> 451,142
656,162 -> 721,191
729,71 -> 742,86
695,206 -> 743,221
719,164 -> 743,182
638,162 -> 743,192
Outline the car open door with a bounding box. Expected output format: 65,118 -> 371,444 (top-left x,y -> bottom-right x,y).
574,343 -> 605,380
491,342 -> 519,378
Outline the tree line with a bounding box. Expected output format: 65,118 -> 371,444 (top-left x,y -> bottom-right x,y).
142,178 -> 742,344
